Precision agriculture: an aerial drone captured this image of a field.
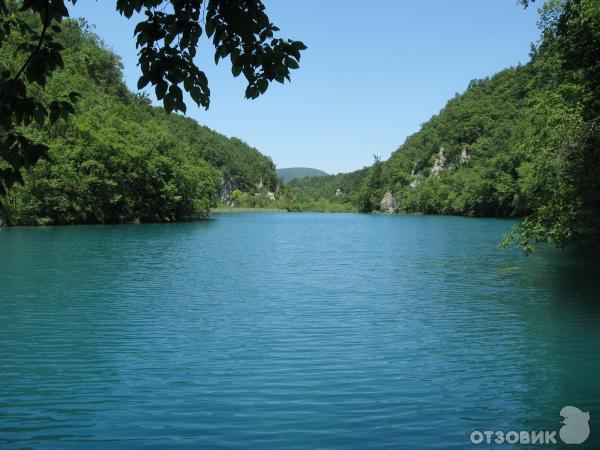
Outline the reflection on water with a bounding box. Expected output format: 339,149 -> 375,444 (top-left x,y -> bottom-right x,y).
1,214 -> 599,449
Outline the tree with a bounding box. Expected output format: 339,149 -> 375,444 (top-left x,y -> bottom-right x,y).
502,0 -> 600,253
0,0 -> 306,193
357,156 -> 383,213
0,17 -> 282,226
290,0 -> 600,252
231,188 -> 243,207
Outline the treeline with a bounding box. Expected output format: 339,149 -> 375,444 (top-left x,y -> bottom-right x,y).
289,66 -> 535,216
290,0 -> 600,252
0,15 -> 277,226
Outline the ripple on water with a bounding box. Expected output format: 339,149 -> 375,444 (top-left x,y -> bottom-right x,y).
1,214 -> 599,449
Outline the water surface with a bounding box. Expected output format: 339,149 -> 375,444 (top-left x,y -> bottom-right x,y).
1,213 -> 599,449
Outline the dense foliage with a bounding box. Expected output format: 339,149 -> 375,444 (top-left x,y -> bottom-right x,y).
0,18 -> 278,225
0,0 -> 305,192
290,0 -> 600,253
165,115 -> 277,193
288,168 -> 369,207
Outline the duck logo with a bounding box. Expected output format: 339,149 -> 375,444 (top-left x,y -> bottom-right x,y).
559,406 -> 590,445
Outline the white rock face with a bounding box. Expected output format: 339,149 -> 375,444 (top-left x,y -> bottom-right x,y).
335,189 -> 343,197
256,180 -> 264,189
380,191 -> 396,213
431,147 -> 446,176
409,178 -> 420,189
219,178 -> 235,206
266,191 -> 275,201
461,148 -> 470,163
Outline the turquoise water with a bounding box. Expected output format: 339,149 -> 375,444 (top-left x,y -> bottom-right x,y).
1,213 -> 599,449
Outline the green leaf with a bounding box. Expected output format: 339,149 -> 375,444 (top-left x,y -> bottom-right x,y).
156,81 -> 168,100
205,20 -> 215,38
164,94 -> 174,114
49,109 -> 59,124
137,75 -> 149,90
231,64 -> 242,77
257,78 -> 268,94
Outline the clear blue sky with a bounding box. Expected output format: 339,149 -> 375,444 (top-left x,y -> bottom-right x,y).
70,1 -> 544,174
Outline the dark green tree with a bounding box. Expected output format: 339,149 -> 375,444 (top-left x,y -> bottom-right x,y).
502,0 -> 600,252
0,18 -> 281,226
290,0 -> 600,252
357,156 -> 383,213
0,0 -> 306,192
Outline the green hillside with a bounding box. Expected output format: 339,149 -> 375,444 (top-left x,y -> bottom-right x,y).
0,18 -> 277,226
290,65 -> 534,214
276,167 -> 329,183
290,0 -> 600,252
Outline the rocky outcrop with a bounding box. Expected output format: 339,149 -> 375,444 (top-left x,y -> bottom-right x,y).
431,147 -> 446,176
380,191 -> 396,213
256,180 -> 264,189
220,178 -> 236,206
409,178 -> 421,189
266,191 -> 275,201
460,148 -> 470,163
335,188 -> 343,197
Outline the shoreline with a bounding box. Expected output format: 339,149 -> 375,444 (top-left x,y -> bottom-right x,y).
211,207 -> 288,213
0,209 -> 525,228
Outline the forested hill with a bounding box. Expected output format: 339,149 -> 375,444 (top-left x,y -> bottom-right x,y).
0,18 -> 277,226
290,65 -> 534,214
276,167 -> 329,182
289,0 -> 600,253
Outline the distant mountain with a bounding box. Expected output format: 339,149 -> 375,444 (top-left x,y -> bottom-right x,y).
277,167 -> 329,183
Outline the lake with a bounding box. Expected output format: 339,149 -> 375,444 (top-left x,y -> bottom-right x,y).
1,213 -> 599,449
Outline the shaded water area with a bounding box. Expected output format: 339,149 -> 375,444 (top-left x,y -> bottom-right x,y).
1,213 -> 599,449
